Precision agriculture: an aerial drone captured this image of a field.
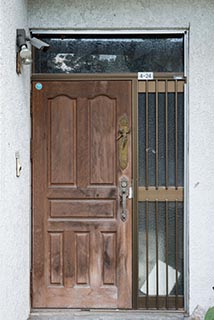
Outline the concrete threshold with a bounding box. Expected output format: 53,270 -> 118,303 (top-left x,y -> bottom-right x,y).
30,309 -> 186,320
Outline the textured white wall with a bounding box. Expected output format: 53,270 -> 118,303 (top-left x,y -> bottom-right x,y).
0,1 -> 31,320
27,0 -> 214,314
26,0 -> 214,315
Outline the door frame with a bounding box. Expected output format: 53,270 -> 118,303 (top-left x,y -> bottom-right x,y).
31,68 -> 188,311
30,35 -> 189,306
30,34 -> 189,310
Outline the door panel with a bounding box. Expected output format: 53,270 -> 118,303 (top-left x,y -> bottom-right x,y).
32,80 -> 132,308
49,96 -> 77,185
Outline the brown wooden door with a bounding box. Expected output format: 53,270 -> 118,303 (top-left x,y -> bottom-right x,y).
32,80 -> 132,308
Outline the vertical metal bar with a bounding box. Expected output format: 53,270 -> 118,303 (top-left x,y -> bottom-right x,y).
156,200 -> 159,309
156,80 -> 159,189
175,200 -> 179,309
165,79 -> 169,309
165,80 -> 168,189
184,30 -> 189,312
182,201 -> 184,300
184,82 -> 189,313
146,200 -> 149,308
132,79 -> 139,309
175,80 -> 178,189
184,32 -> 189,313
184,30 -> 189,78
165,200 -> 169,309
146,81 -> 149,190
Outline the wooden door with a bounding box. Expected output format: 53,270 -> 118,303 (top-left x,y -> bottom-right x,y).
32,80 -> 132,308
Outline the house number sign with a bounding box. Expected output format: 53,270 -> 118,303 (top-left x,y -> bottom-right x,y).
138,72 -> 154,80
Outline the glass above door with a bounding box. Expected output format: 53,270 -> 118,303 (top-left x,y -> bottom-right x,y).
33,34 -> 184,73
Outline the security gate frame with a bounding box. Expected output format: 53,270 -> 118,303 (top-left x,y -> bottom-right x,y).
134,76 -> 186,310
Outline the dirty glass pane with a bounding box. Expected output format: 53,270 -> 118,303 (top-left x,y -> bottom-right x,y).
178,93 -> 184,186
138,93 -> 146,186
138,90 -> 184,188
168,93 -> 176,186
177,202 -> 184,295
158,93 -> 166,186
138,201 -> 146,295
168,202 -> 176,294
147,202 -> 156,295
138,93 -> 156,187
138,202 -> 157,295
148,94 -> 156,186
168,202 -> 184,296
138,201 -> 184,297
34,35 -> 184,73
158,202 -> 167,295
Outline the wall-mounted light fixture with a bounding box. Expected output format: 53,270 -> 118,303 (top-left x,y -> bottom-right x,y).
16,29 -> 50,74
16,29 -> 32,73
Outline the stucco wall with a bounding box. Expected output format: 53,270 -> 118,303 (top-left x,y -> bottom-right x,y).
26,0 -> 214,315
0,1 -> 31,320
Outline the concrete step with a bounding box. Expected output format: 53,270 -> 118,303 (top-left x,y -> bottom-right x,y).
30,310 -> 186,320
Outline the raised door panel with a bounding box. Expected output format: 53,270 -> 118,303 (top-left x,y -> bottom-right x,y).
76,232 -> 90,285
49,199 -> 116,219
49,232 -> 64,286
102,232 -> 117,285
89,95 -> 116,185
48,96 -> 76,185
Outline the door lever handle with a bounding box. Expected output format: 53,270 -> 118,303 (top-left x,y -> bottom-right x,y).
119,176 -> 129,222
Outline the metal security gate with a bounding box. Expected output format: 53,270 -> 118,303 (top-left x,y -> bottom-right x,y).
136,78 -> 185,309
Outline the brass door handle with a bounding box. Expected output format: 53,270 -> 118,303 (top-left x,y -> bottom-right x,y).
117,115 -> 130,170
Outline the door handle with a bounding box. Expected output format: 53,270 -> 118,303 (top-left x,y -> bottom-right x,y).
117,115 -> 130,170
119,176 -> 129,222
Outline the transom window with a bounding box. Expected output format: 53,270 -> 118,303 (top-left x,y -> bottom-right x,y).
33,34 -> 184,73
